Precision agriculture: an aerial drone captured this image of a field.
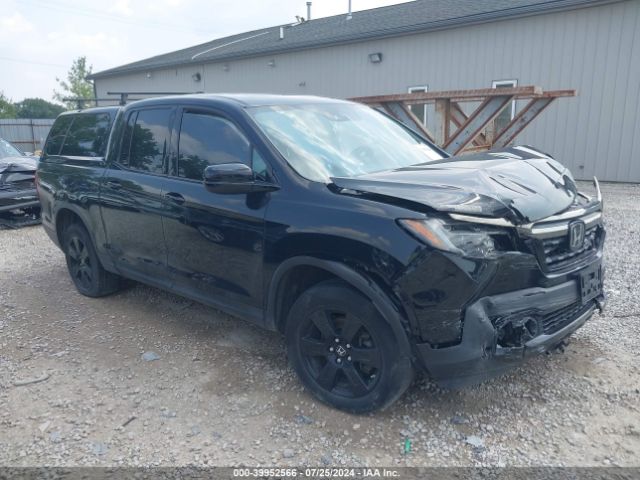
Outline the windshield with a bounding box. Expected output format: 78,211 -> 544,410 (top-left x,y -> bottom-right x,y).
0,138 -> 23,159
248,102 -> 444,182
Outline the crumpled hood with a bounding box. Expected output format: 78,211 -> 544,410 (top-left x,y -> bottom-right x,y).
331,146 -> 579,224
0,156 -> 38,184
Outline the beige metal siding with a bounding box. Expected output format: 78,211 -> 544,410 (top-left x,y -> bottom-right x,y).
95,0 -> 640,181
0,119 -> 55,152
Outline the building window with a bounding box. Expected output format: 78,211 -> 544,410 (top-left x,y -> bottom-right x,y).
407,85 -> 428,125
492,79 -> 517,134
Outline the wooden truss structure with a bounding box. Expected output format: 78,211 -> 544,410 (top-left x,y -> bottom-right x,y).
351,86 -> 576,155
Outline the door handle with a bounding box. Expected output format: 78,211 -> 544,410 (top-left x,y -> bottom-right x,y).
105,180 -> 122,190
164,192 -> 185,205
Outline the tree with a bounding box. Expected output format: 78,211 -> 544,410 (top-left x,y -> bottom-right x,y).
0,91 -> 17,119
53,56 -> 94,109
15,98 -> 65,118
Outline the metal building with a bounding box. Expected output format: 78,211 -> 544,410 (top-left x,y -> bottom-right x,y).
89,0 -> 640,182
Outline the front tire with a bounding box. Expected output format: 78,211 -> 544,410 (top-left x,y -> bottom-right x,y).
63,223 -> 121,297
285,280 -> 413,413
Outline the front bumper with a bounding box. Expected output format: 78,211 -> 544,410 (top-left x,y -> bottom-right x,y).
0,188 -> 39,213
415,271 -> 605,388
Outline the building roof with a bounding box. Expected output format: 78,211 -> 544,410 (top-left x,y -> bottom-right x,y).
90,0 -> 614,79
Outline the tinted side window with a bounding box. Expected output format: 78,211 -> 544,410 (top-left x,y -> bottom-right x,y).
129,109 -> 172,174
60,113 -> 111,157
178,112 -> 251,180
44,115 -> 74,155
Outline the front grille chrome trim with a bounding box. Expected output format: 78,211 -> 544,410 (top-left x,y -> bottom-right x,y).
522,211 -> 602,239
525,209 -> 604,272
518,207 -> 593,231
448,213 -> 515,227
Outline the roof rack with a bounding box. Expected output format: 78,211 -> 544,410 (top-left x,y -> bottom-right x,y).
66,91 -> 204,109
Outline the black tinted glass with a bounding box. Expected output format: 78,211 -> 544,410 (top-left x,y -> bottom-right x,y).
44,115 -> 74,155
60,113 -> 111,157
129,109 -> 171,174
178,113 -> 251,180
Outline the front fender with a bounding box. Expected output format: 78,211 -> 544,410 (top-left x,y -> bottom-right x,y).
265,256 -> 413,358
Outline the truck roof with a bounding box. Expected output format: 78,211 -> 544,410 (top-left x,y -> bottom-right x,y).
59,106 -> 121,116
120,93 -> 350,110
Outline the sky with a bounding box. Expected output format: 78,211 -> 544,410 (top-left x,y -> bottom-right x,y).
0,0 -> 413,103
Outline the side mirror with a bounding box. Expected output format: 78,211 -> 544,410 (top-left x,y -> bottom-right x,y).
203,163 -> 278,194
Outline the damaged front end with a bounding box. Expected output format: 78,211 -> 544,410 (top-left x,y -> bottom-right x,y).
332,146 -> 605,387
405,179 -> 605,387
0,156 -> 41,228
333,146 -> 606,387
416,277 -> 605,388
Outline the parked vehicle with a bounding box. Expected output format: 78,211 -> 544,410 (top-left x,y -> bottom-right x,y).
37,95 -> 605,412
0,137 -> 40,221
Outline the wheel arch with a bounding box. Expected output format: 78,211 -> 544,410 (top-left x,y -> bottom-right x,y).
266,256 -> 412,355
55,207 -> 88,245
54,205 -> 116,273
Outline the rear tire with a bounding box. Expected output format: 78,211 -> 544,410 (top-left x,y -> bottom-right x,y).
63,223 -> 121,297
285,280 -> 413,413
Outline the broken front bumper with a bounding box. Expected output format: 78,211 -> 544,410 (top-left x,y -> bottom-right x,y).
415,265 -> 605,388
0,187 -> 39,213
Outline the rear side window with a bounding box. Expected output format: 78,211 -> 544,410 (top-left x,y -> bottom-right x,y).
177,112 -> 251,180
44,115 -> 74,155
60,113 -> 111,157
128,108 -> 172,174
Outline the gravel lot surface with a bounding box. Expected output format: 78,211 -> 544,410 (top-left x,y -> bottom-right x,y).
1,182 -> 639,467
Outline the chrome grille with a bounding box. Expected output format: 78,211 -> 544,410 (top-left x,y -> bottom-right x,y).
519,208 -> 604,273
540,225 -> 600,271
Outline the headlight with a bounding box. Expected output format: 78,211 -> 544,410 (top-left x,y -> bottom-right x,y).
398,218 -> 513,258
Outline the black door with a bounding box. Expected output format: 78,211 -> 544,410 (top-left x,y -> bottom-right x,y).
100,107 -> 174,284
161,108 -> 271,318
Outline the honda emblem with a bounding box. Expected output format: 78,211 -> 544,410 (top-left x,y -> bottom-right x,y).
568,221 -> 585,251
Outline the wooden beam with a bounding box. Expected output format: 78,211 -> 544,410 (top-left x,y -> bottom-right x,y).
449,102 -> 488,147
350,86 -> 576,152
351,86 -> 544,105
444,95 -> 514,154
493,97 -> 555,147
382,101 -> 435,142
434,98 -> 451,145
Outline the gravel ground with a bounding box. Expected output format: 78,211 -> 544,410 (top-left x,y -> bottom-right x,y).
0,182 -> 639,468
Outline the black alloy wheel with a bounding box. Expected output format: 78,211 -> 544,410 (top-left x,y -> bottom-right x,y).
300,308 -> 383,398
63,223 -> 121,297
66,234 -> 93,291
286,280 -> 413,413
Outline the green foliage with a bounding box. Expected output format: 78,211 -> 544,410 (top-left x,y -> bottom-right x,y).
0,91 -> 17,119
15,98 -> 65,119
53,56 -> 94,109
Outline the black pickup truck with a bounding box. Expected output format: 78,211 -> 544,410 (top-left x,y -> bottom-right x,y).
37,94 -> 605,413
